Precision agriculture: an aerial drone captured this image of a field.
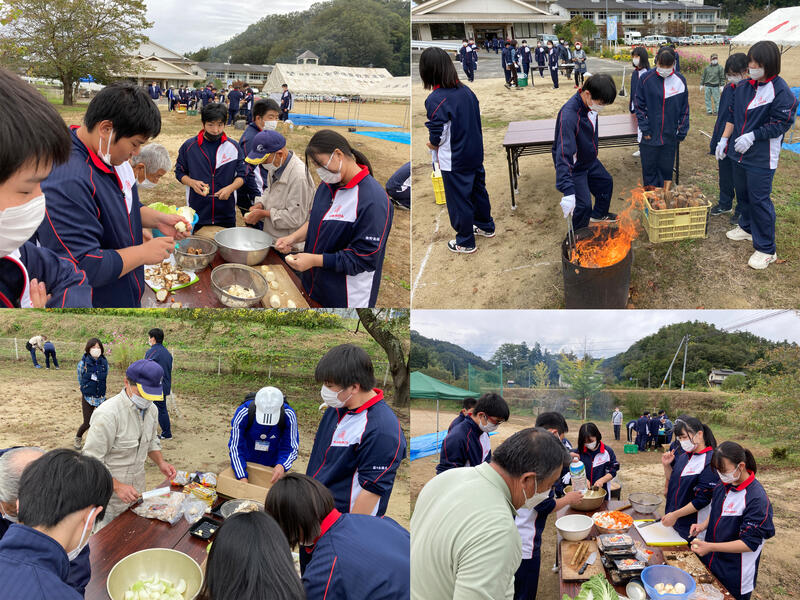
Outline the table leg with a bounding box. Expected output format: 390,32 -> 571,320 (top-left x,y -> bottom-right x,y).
507,146 -> 517,209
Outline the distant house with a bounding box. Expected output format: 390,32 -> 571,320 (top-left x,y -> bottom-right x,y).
708,369 -> 746,387
195,62 -> 273,88
297,50 -> 320,65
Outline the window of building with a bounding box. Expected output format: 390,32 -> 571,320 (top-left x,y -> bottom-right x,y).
598,10 -> 606,19
624,11 -> 643,20
582,11 -> 594,20
570,11 -> 580,19
430,23 -> 466,40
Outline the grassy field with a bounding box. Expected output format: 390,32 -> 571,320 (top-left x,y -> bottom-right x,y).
0,311 -> 410,526
47,93 -> 410,307
411,45 -> 800,308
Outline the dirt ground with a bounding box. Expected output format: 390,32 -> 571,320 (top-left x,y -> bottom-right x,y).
0,361 -> 409,528
411,46 -> 800,309
55,99 -> 410,307
410,407 -> 796,600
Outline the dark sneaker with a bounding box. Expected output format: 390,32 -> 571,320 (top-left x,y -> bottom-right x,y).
473,225 -> 496,238
590,212 -> 619,223
447,240 -> 477,254
710,204 -> 732,216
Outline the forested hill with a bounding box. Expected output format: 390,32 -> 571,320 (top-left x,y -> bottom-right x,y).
410,330 -> 493,375
186,0 -> 410,76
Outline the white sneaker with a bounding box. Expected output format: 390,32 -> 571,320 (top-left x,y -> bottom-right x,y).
632,150 -> 640,157
726,225 -> 752,242
748,250 -> 777,270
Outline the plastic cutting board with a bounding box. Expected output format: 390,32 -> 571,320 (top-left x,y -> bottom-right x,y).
634,520 -> 688,546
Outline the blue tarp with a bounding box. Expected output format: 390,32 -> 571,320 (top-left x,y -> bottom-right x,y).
410,430 -> 497,462
287,113 -> 400,128
782,87 -> 800,149
353,131 -> 410,144
781,142 -> 800,154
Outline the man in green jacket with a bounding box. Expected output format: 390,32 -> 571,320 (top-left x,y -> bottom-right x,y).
700,53 -> 725,115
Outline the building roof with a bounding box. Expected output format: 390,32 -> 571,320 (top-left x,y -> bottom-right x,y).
197,62 -> 273,73
709,369 -> 746,376
297,50 -> 319,59
554,0 -> 720,11
413,12 -> 568,22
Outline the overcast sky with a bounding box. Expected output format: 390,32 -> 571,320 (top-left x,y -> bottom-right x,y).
143,0 -> 319,55
411,310 -> 800,359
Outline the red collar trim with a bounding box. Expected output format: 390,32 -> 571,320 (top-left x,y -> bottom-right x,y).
342,165 -> 369,189
432,84 -> 441,91
690,446 -> 713,456
750,75 -> 777,87
583,441 -> 605,454
72,125 -> 112,174
306,508 -> 341,552
351,388 -> 384,414
734,471 -> 756,491
197,130 -> 228,146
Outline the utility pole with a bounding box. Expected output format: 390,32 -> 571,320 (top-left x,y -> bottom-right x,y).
681,335 -> 689,390
660,335 -> 686,389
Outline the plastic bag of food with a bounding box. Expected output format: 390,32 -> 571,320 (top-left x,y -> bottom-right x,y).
199,472 -> 217,487
183,498 -> 208,524
184,482 -> 217,507
132,492 -> 187,525
171,471 -> 192,486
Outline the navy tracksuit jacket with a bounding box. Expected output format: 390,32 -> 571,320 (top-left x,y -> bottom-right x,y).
629,67 -> 647,113
239,122 -> 264,199
554,437 -> 574,497
723,76 -> 796,254
649,416 -> 662,443
665,446 -> 720,540
301,168 -> 393,307
385,162 -> 411,208
144,343 -> 172,395
534,46 -> 547,73
1,242 -> 92,308
519,45 -> 532,76
635,69 -> 690,187
514,492 -> 557,600
227,89 -> 243,123
306,390 -> 406,517
37,127 -> 145,308
175,131 -> 247,229
459,45 -> 475,81
0,524 -> 83,599
547,47 -> 560,87
447,412 -> 468,432
579,441 -> 619,495
228,399 -> 300,478
636,416 -> 650,450
200,88 -> 213,106
425,84 -> 494,247
702,473 -> 774,600
302,510 -> 409,600
148,85 -> 161,100
710,83 -> 738,215
552,92 -> 613,229
436,416 -> 490,474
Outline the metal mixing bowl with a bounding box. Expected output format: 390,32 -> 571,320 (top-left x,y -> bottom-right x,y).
106,548 -> 203,600
214,227 -> 274,266
564,485 -> 607,511
629,492 -> 663,515
210,264 -> 268,308
174,236 -> 217,271
219,498 -> 265,519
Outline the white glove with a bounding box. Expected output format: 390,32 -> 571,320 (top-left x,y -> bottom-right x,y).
560,195 -> 576,218
700,85 -> 705,91
734,131 -> 755,154
715,137 -> 729,161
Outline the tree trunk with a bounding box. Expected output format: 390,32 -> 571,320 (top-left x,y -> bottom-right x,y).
355,309 -> 409,407
62,76 -> 74,106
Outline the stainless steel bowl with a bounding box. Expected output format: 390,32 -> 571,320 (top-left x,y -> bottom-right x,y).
629,492 -> 663,515
174,236 -> 217,271
564,485 -> 607,511
210,264 -> 268,308
106,548 -> 203,600
219,498 -> 265,519
214,227 -> 274,266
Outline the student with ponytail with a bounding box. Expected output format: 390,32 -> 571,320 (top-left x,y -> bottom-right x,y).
689,442 -> 774,600
660,415 -> 720,540
274,130 -> 393,307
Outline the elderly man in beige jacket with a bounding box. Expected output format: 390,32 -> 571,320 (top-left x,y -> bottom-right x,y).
242,130 -> 314,250
83,359 -> 176,530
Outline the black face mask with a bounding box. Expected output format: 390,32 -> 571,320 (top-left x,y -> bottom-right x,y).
204,132 -> 222,142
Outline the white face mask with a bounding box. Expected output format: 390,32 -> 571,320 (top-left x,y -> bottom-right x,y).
657,67 -> 673,78
317,152 -> 343,184
711,60 -> 718,65
589,104 -> 605,114
576,45 -> 581,50
479,415 -> 499,433
264,154 -> 284,175
522,478 -> 550,510
0,507 -> 18,524
718,466 -> 740,484
0,194 -> 47,257
89,348 -> 102,359
749,67 -> 765,80
98,129 -> 115,166
320,384 -> 349,409
727,75 -> 742,84
130,392 -> 151,410
585,441 -> 598,450
137,166 -> 157,190
632,57 -> 640,67
264,120 -> 278,130
680,436 -> 696,453
67,507 -> 98,561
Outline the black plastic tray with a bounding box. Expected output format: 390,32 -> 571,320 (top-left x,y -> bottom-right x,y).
189,515 -> 222,540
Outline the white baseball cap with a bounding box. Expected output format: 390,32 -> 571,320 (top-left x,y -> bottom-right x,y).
254,387 -> 283,425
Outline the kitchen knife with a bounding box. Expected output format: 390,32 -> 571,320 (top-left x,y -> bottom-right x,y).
637,518 -> 662,528
578,551 -> 597,575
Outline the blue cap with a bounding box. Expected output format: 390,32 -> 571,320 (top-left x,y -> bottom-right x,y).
126,359 -> 164,401
245,130 -> 287,165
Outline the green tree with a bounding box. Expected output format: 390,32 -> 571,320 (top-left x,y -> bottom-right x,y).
409,344 -> 429,369
532,362 -> 551,388
577,18 -> 597,43
721,373 -> 747,392
727,16 -> 746,36
491,342 -> 530,381
558,355 -> 604,420
356,309 -> 409,406
0,0 -> 151,105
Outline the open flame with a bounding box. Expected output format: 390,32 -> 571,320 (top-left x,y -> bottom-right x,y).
570,184 -> 649,268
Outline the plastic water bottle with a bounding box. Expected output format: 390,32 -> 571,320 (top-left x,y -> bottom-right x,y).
569,457 -> 587,492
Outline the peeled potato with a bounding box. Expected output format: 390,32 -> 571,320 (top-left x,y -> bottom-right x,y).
674,583 -> 686,594
269,280 -> 279,290
287,300 -> 296,309
264,270 -> 276,282
269,294 -> 281,308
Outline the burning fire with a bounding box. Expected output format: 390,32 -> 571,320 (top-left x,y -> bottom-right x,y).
570,184 -> 650,268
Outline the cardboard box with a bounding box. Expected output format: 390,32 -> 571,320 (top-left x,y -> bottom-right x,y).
216,462 -> 274,502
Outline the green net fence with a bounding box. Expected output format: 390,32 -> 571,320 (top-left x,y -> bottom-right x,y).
468,363 -> 504,396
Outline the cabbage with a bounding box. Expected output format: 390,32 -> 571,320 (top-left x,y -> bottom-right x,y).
562,575 -> 619,600
146,202 -> 176,215
125,576 -> 187,600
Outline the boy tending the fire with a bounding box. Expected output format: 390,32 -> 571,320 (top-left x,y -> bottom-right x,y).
552,74 -> 619,230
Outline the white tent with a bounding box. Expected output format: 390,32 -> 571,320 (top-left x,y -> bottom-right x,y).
263,63 -> 395,97
731,7 -> 800,51
361,76 -> 410,100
